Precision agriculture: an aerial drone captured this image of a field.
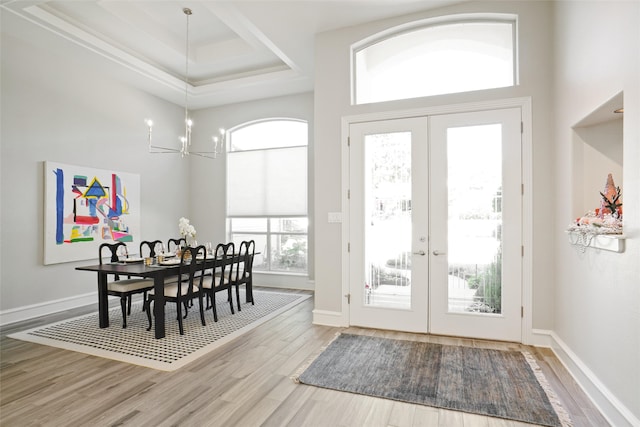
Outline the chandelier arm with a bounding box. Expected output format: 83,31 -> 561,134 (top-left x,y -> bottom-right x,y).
148,145 -> 183,154
190,150 -> 220,155
188,151 -> 219,160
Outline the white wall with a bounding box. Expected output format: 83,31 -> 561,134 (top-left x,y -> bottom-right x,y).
553,1 -> 640,425
313,1 -> 556,327
0,12 -> 188,319
189,92 -> 315,289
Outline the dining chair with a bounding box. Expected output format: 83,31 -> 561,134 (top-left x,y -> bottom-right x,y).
138,240 -> 164,307
167,237 -> 186,254
144,245 -> 207,335
98,242 -> 154,328
232,240 -> 256,311
140,239 -> 163,258
165,237 -> 193,287
202,242 -> 235,322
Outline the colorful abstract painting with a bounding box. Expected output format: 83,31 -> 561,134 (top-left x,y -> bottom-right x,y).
44,161 -> 141,264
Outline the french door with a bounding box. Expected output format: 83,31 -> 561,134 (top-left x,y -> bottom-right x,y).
349,118 -> 429,333
348,108 -> 523,342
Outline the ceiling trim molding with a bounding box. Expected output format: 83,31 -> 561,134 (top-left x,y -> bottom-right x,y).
1,0 -> 307,108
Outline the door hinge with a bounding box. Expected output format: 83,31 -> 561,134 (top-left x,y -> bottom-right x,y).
348,189 -> 351,199
521,183 -> 524,195
347,136 -> 351,147
521,121 -> 524,133
345,293 -> 351,304
521,306 -> 524,318
348,242 -> 351,252
521,246 -> 524,257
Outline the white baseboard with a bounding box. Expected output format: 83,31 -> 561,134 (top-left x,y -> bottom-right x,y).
0,292 -> 97,326
312,309 -> 346,327
542,330 -> 639,427
530,328 -> 554,347
1,280 -> 314,328
254,273 -> 314,291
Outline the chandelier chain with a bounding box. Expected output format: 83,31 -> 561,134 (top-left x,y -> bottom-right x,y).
184,7 -> 190,127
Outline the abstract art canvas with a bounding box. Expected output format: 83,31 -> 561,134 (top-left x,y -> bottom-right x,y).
44,161 -> 141,265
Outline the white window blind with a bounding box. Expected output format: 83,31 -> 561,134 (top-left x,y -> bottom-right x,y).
227,146 -> 308,216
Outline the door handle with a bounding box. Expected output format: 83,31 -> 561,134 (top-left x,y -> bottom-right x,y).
412,250 -> 426,256
432,250 -> 446,256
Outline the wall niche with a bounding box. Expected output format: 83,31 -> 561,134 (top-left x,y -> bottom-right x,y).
568,91 -> 624,252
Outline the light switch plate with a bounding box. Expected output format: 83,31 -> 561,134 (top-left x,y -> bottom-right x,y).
328,212 -> 342,223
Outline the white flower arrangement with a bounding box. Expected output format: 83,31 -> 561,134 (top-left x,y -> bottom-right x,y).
178,217 -> 197,244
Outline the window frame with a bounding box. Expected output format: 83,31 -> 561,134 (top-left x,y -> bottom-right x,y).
228,216 -> 308,273
226,118 -> 309,274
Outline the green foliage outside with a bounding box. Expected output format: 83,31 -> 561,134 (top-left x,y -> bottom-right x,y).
472,248 -> 502,313
273,237 -> 307,271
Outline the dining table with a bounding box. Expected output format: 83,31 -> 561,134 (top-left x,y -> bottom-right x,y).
76,254 -> 238,339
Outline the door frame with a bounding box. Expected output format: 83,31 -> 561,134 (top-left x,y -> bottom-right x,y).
340,97 -> 534,344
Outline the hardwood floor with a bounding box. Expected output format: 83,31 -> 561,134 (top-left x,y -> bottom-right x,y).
1,290 -> 608,427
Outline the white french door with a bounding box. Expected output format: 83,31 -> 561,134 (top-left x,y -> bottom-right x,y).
349,118 -> 429,333
348,108 -> 523,342
428,108 -> 522,342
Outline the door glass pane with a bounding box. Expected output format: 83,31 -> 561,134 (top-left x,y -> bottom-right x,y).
447,124 -> 502,314
364,132 -> 411,309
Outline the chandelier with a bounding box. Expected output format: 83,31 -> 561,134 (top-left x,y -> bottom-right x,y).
145,8 -> 225,159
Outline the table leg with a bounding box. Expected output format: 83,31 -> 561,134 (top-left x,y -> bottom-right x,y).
97,272 -> 109,328
153,272 -> 166,339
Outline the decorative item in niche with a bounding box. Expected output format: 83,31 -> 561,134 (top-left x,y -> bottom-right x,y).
44,161 -> 141,265
567,173 -> 623,252
599,174 -> 622,219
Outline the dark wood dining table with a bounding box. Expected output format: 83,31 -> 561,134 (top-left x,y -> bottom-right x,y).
76,256 -> 220,339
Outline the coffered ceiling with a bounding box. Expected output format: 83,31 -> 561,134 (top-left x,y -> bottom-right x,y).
2,0 -> 464,109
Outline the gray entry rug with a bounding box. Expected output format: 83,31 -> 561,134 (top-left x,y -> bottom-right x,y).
9,290 -> 310,371
294,333 -> 572,427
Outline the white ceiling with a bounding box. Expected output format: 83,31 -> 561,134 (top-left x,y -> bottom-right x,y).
2,0 -> 465,109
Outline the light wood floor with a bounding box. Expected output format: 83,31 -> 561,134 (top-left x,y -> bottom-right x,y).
1,290 -> 609,427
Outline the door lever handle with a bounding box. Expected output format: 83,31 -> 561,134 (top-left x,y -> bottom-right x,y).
432,250 -> 446,256
412,250 -> 426,256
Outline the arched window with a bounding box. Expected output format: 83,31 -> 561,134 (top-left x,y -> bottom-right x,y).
227,119 -> 308,273
353,16 -> 517,104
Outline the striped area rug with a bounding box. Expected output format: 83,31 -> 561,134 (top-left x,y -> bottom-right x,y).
9,290 -> 310,371
294,333 -> 572,427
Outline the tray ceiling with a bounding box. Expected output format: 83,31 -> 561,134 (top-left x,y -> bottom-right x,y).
2,0 -> 463,109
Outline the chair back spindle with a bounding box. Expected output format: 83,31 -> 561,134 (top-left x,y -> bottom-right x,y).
232,240 -> 256,310
203,242 -> 236,322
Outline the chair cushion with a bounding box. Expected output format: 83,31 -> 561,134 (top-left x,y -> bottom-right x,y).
107,279 -> 153,293
202,275 -> 230,289
164,274 -> 190,284
150,282 -> 198,298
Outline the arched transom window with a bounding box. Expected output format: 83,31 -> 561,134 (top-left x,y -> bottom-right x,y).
353,16 -> 518,105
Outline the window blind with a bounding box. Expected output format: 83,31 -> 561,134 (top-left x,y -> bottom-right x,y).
227,146 -> 307,216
